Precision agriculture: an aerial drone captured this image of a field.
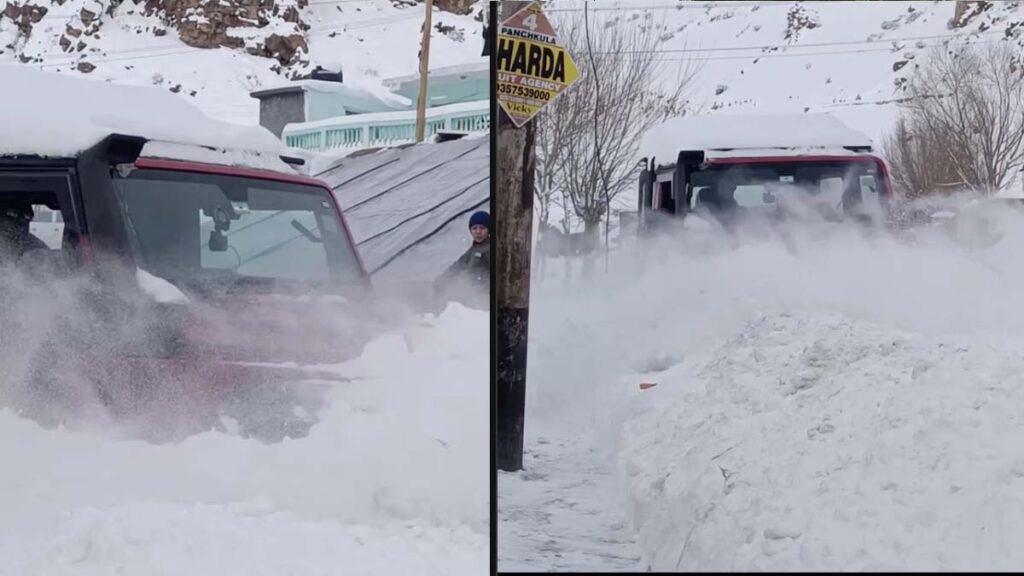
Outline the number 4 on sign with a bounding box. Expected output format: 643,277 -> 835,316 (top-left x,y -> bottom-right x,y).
523,13 -> 538,31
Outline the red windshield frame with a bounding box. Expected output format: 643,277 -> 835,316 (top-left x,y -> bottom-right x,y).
132,157 -> 368,278
706,154 -> 894,198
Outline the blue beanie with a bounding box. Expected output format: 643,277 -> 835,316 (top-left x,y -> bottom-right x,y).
469,210 -> 490,230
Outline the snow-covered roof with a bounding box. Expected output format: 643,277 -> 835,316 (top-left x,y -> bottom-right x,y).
284,99 -> 488,132
702,147 -> 874,161
383,61 -> 489,90
139,141 -> 297,174
251,79 -> 411,109
0,66 -> 287,162
315,137 -> 488,283
639,114 -> 875,164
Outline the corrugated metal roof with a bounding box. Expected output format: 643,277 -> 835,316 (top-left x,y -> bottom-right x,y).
316,137 -> 489,284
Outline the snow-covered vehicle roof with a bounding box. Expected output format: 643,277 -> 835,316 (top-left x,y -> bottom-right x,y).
0,66 -> 296,174
639,113 -> 875,165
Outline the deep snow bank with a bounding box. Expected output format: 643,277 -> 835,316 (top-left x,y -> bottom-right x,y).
625,312 -> 1024,571
0,303 -> 487,575
526,210 -> 1024,571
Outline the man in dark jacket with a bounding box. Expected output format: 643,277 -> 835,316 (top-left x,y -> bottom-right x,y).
433,210 -> 490,311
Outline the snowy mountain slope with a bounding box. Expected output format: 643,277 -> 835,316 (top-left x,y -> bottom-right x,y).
0,303 -> 488,576
0,0 -> 486,125
547,0 -> 1023,145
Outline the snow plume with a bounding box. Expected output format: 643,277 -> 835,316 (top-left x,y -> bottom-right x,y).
0,260 -> 122,430
0,257 -> 487,574
0,258 -> 383,442
526,208 -> 1024,570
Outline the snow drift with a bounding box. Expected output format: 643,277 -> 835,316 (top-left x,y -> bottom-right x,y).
524,207 -> 1024,571
0,302 -> 488,575
625,311 -> 1024,571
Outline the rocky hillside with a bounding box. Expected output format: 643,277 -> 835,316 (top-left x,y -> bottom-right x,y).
0,0 -> 486,123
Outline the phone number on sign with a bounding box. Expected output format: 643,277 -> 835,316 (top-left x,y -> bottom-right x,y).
497,82 -> 551,102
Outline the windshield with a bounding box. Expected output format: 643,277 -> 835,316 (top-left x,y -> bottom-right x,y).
689,159 -> 887,224
112,168 -> 362,296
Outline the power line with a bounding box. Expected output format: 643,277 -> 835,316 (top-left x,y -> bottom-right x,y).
545,1 -> 805,13
24,0 -> 453,22
25,2 -> 1000,66
28,17 -> 412,66
28,4 -> 1003,69
588,28 -> 1010,55
306,10 -> 424,36
29,0 -> 401,18
28,26 -> 1004,70
24,6 -> 436,66
35,47 -> 201,68
544,0 -> 1006,13
591,36 -> 1013,62
306,0 -> 420,6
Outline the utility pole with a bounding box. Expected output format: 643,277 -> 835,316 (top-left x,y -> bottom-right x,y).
415,0 -> 434,143
953,1 -> 970,28
496,0 -> 536,472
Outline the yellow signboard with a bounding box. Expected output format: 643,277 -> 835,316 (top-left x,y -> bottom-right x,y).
496,2 -> 580,128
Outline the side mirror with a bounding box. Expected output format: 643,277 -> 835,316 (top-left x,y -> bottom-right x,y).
209,229 -> 228,252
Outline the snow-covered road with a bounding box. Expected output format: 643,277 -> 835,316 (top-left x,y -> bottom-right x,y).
498,433 -> 643,572
0,304 -> 488,576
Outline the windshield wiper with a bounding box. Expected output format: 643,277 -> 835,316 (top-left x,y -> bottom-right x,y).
236,234 -> 306,270
290,219 -> 322,243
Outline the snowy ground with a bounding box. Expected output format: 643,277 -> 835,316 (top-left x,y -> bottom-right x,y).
502,210 -> 1024,571
0,303 -> 487,576
498,432 -> 643,572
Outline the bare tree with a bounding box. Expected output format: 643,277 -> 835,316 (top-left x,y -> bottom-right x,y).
887,42 -> 1024,196
883,115 -> 965,198
536,11 -> 701,242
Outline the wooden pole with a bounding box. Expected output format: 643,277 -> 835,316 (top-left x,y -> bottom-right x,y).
415,0 -> 434,143
953,1 -> 970,28
496,0 -> 536,472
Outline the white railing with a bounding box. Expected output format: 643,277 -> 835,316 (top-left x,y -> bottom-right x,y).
282,100 -> 490,153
